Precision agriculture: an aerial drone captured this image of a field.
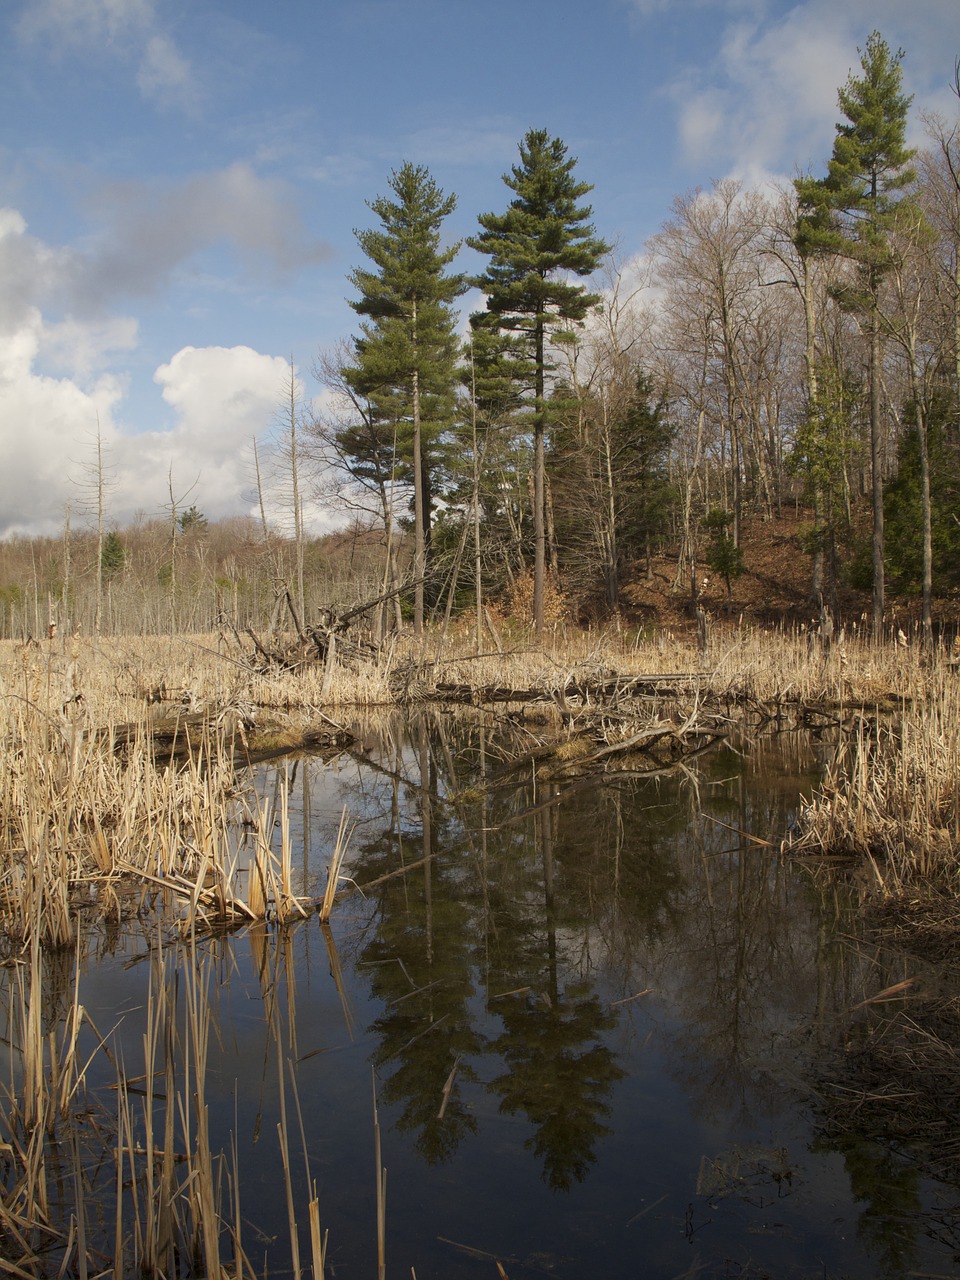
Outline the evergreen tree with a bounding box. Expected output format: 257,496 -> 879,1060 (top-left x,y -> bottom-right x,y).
100,530 -> 125,579
615,374 -> 675,583
795,32 -> 916,638
703,508 -> 744,603
788,359 -> 862,607
549,371 -> 674,610
177,505 -> 208,534
342,163 -> 465,634
885,388 -> 960,594
468,130 -> 609,632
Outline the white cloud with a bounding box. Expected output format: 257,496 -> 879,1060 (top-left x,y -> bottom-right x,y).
0,338 -> 297,538
17,0 -> 156,46
402,124 -> 525,169
0,202 -> 335,538
137,33 -> 197,110
0,307 -> 126,537
15,165 -> 333,316
154,345 -> 288,455
665,0 -> 955,183
42,316 -> 139,380
95,162 -> 329,286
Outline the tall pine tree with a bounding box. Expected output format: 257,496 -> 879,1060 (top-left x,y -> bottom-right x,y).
795,32 -> 915,639
343,162 -> 465,635
468,130 -> 609,633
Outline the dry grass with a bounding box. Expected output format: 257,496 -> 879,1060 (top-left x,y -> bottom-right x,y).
0,925 -> 329,1276
787,662 -> 960,893
0,620 -> 954,943
0,619 -> 957,1273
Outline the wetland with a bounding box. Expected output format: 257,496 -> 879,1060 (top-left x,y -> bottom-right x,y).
8,702 -> 960,1278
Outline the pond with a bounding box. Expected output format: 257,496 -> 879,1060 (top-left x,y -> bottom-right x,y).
11,709 -> 959,1279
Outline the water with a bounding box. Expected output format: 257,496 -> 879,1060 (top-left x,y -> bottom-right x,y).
27,709 -> 960,1278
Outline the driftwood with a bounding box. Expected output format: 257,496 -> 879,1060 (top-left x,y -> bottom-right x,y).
108,708 -> 353,766
467,694 -> 727,794
226,576 -> 438,675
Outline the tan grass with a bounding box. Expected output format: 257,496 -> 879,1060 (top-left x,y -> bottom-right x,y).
0,621 -> 952,939
787,662 -> 960,892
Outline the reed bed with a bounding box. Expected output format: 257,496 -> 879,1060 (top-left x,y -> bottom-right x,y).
0,925 -> 329,1276
0,620 -> 957,1273
788,663 -> 960,893
0,621 -> 951,940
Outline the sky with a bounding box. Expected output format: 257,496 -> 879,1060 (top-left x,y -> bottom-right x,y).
1,0 -> 957,540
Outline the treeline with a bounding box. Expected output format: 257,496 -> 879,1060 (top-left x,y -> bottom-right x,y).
3,33 -> 959,643
0,514 -> 391,640
311,33 -> 960,642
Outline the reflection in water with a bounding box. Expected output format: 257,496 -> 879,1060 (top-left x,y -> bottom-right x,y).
4,709 -> 957,1278
487,981 -> 624,1190
358,721 -> 483,1164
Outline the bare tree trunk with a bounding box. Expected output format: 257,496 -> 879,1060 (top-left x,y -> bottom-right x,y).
95,418 -> 104,637
411,302 -> 425,638
602,398 -> 619,607
803,265 -> 824,600
904,327 -> 933,648
168,467 -> 178,634
288,357 -> 305,624
470,357 -> 483,655
61,500 -> 71,635
533,310 -> 546,635
869,310 -> 885,641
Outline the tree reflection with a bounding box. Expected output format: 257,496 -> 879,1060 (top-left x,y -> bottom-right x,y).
356,720 -> 483,1164
484,803 -> 625,1190
488,981 -> 624,1190
814,1131 -> 922,1279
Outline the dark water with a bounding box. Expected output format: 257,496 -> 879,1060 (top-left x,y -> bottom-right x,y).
29,711 -> 960,1278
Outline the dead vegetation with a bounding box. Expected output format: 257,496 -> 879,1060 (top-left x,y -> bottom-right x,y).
786,660 -> 960,894
1,616 -> 960,1274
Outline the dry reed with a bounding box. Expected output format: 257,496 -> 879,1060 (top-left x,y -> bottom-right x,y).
0,623 -> 952,940
788,662 -> 960,892
0,618 -> 957,1274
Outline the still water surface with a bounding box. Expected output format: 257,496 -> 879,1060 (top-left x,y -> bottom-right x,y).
63,711 -> 958,1278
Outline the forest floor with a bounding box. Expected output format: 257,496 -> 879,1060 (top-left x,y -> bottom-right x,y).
620,506 -> 958,636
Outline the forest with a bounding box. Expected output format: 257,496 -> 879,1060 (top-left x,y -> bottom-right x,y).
2,32 -> 958,647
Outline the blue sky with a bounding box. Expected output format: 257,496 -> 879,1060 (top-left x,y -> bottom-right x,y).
1,0 -> 956,538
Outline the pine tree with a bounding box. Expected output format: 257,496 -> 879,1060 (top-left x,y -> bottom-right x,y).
342,162 -> 465,635
468,130 -> 609,633
100,530 -> 125,579
795,32 -> 915,638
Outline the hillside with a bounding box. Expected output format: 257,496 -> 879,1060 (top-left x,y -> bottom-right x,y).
619,508 -> 941,637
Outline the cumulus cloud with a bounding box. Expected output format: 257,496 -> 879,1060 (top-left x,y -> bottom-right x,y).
0,306 -> 127,538
0,332 -> 296,538
0,201 -> 333,538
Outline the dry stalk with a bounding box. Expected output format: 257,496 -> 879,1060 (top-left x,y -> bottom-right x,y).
789,664 -> 960,892
373,1068 -> 386,1280
319,809 -> 354,924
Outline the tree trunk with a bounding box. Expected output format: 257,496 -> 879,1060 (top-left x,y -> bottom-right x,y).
533,309 -> 546,635
907,333 -> 933,649
411,302 -> 425,638
802,266 -> 824,600
869,308 -> 885,641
